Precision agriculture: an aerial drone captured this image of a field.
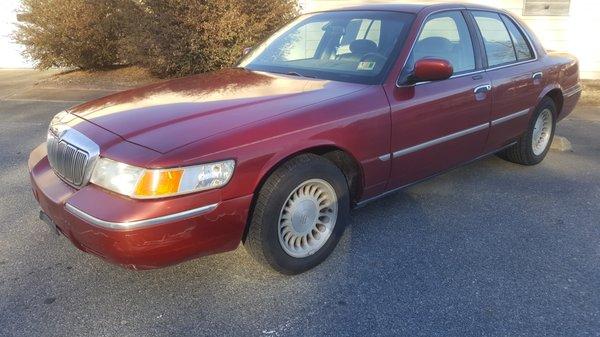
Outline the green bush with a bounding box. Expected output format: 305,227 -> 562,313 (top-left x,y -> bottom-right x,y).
14,0 -> 298,76
13,0 -> 137,70
127,0 -> 298,77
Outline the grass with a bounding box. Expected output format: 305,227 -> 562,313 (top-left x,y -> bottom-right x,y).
35,65 -> 160,90
581,80 -> 600,106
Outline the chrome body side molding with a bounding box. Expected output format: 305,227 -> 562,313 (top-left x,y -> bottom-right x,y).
65,203 -> 219,230
378,108 -> 531,161
490,109 -> 530,126
392,123 -> 489,158
355,142 -> 518,208
564,84 -> 583,98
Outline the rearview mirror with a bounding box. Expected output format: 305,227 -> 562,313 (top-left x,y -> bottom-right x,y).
409,58 -> 453,84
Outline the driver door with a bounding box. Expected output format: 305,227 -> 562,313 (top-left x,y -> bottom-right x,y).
385,10 -> 492,189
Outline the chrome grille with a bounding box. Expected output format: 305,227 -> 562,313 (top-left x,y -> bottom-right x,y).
47,126 -> 99,188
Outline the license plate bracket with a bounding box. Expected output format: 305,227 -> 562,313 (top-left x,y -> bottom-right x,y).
39,211 -> 60,236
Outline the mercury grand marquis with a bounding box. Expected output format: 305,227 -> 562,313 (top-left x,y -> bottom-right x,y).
29,3 -> 582,274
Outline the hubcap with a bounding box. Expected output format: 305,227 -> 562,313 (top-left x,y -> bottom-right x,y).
532,108 -> 553,156
278,179 -> 338,258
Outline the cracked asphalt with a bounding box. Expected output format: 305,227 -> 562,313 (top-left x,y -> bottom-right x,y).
0,70 -> 599,336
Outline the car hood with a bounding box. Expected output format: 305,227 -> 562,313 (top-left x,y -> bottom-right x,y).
69,68 -> 367,153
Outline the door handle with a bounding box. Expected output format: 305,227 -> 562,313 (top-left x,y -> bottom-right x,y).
474,84 -> 492,94
533,72 -> 543,80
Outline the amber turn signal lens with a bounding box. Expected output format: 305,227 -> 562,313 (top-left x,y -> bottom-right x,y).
91,158 -> 235,199
134,169 -> 184,197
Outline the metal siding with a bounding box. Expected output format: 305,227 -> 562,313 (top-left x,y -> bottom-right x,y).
523,0 -> 571,16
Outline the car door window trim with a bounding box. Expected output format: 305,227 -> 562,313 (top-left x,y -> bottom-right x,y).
395,69 -> 486,88
472,11 -> 519,67
468,9 -> 539,71
395,7 -> 471,87
396,8 -> 540,88
500,14 -> 535,62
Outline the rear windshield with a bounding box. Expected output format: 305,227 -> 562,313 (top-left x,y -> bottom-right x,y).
239,11 -> 415,84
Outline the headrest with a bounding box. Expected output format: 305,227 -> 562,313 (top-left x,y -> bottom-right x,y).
414,37 -> 453,54
349,39 -> 378,54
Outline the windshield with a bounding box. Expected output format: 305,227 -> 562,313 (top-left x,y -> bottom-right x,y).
239,11 -> 415,84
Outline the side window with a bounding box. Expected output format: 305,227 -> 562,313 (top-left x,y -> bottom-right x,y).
472,11 -> 517,67
410,11 -> 475,74
501,15 -> 534,61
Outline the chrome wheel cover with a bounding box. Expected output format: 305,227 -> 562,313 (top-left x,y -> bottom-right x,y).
532,108 -> 553,156
278,179 -> 338,258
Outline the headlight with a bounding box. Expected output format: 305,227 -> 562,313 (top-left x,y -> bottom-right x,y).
90,158 -> 235,199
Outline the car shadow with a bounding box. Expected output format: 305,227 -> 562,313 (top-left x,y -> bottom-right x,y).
3,125 -> 600,335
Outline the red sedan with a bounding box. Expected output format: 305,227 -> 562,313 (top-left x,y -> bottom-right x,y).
29,3 -> 581,274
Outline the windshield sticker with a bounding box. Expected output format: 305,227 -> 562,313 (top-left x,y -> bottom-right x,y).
357,61 -> 376,71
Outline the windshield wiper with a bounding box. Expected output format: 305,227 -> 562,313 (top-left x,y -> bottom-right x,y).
286,71 -> 315,78
253,69 -> 317,79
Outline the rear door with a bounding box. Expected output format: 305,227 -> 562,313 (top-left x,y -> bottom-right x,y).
386,10 -> 492,189
469,10 -> 541,151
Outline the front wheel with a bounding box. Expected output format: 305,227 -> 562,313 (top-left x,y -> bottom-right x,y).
498,97 -> 557,165
244,154 -> 349,274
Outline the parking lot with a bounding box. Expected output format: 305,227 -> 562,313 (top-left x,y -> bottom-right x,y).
1,70 -> 599,336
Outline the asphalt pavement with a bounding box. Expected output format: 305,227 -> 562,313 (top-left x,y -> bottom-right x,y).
0,70 -> 599,336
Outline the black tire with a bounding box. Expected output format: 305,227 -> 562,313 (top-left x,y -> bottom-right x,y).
498,97 -> 557,165
244,154 -> 350,274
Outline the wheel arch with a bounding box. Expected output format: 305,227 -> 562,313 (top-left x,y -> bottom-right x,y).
545,89 -> 564,117
241,144 -> 365,243
538,84 -> 564,118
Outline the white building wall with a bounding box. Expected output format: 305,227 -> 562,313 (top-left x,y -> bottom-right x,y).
0,0 -> 32,68
302,0 -> 600,79
2,0 -> 598,77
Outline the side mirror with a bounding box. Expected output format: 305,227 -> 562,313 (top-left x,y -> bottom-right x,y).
242,47 -> 252,56
409,58 -> 453,84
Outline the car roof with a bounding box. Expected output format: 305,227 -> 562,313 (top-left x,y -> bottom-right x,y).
317,2 -> 501,14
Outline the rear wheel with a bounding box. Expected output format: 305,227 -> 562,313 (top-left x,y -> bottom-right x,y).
244,154 -> 349,274
498,97 -> 556,165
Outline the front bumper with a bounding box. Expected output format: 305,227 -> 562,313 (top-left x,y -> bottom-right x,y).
28,143 -> 252,269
